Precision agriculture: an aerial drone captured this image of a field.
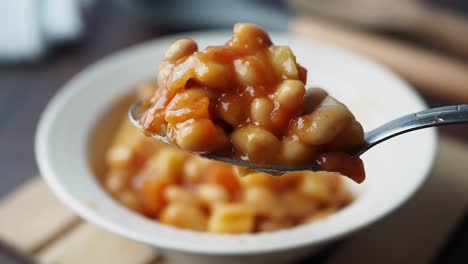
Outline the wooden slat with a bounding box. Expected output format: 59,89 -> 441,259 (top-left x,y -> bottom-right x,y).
328,136 -> 468,264
37,223 -> 159,264
290,17 -> 468,103
0,178 -> 79,253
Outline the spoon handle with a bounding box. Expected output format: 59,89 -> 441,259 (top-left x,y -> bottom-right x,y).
360,104 -> 468,155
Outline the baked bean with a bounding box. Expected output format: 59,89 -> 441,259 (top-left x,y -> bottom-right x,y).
234,56 -> 267,86
164,38 -> 198,63
160,203 -> 207,231
305,207 -> 337,223
281,137 -> 320,165
250,97 -> 274,129
299,172 -> 333,201
303,87 -> 328,114
294,96 -> 354,145
134,173 -> 172,217
164,185 -> 198,205
328,180 -> 353,207
269,46 -> 299,79
239,172 -> 275,188
165,88 -> 210,124
281,191 -> 319,218
236,167 -> 256,177
297,64 -> 307,84
150,148 -> 187,180
327,120 -> 365,152
206,162 -> 241,195
231,23 -> 272,50
183,157 -> 208,184
274,79 -> 306,110
270,105 -> 293,134
118,191 -> 140,211
197,183 -> 229,206
166,58 -> 198,91
195,61 -> 232,89
317,152 -> 366,183
131,135 -> 161,168
216,95 -> 246,127
243,186 -> 278,217
231,125 -> 281,164
270,172 -> 302,191
208,203 -> 255,233
105,169 -> 130,194
176,119 -> 228,152
106,145 -> 132,168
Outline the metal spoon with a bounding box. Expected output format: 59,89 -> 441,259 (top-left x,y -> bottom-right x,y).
130,102 -> 468,175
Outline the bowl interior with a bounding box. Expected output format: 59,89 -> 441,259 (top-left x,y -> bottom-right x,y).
36,31 -> 437,255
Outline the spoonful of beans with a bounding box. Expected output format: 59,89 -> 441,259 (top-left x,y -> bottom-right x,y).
130,101 -> 468,180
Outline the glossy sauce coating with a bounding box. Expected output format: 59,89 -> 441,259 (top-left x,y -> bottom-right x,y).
139,23 -> 365,183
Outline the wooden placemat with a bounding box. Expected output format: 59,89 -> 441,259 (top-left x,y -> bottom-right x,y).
1,136 -> 467,264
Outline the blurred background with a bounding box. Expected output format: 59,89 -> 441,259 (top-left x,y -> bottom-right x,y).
1,0 -> 468,263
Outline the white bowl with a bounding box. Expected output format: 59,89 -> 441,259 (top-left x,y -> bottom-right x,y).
35,31 -> 437,263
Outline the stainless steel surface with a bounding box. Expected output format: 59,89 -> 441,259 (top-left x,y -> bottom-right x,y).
130,102 -> 468,174
358,104 -> 468,155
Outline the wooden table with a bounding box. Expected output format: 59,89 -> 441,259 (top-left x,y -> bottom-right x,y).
1,1 -> 467,263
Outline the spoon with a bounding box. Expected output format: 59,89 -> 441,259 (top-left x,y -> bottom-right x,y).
130,103 -> 468,175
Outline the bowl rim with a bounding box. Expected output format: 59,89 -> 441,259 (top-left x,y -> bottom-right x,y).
35,30 -> 437,255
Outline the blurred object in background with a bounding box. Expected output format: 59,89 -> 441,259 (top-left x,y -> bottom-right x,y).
0,0 -> 88,64
4,0 -> 468,64
287,0 -> 468,57
115,0 -> 290,30
116,0 -> 468,56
